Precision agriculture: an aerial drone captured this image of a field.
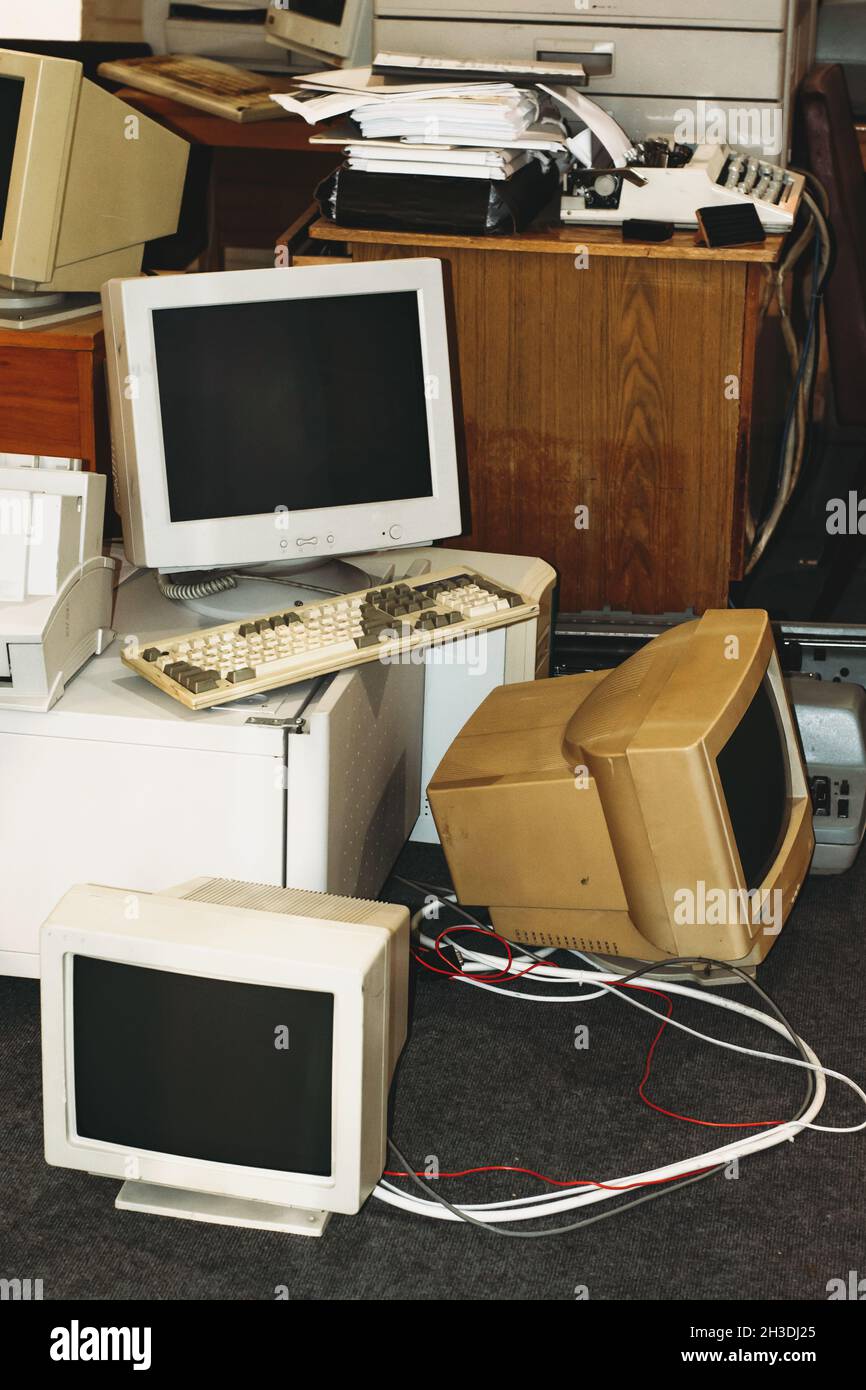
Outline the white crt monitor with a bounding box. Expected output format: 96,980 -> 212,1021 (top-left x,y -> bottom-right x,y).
41,879 -> 410,1236
102,259 -> 462,573
265,0 -> 372,68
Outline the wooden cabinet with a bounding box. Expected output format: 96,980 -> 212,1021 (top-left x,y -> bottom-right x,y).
0,314 -> 107,469
311,218 -> 788,615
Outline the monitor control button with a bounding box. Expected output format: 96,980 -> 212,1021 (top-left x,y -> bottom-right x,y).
296,537 -> 318,548
389,524 -> 403,540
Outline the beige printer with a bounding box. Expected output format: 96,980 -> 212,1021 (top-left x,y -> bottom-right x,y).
373,0 -> 817,159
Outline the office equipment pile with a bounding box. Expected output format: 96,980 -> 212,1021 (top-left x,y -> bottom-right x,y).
273,54 -> 572,233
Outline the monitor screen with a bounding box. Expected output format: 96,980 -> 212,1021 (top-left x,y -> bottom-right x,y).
151,290 -> 434,524
716,675 -> 789,888
73,956 -> 335,1176
0,75 -> 23,241
284,0 -> 347,26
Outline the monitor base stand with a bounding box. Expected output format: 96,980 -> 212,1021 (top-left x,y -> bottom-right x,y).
115,1179 -> 331,1236
0,290 -> 101,331
176,558 -> 374,624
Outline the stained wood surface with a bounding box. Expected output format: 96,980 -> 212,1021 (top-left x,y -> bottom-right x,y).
314,224 -> 776,613
0,315 -> 105,464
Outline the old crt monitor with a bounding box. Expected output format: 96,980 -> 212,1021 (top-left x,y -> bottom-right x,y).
265,0 -> 371,68
101,259 -> 462,584
428,610 -> 815,969
41,879 -> 409,1236
0,47 -> 188,318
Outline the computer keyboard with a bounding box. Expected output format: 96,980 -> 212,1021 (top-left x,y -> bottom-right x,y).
123,566 -> 539,710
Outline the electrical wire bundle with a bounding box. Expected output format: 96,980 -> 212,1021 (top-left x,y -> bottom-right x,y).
374,878 -> 866,1237
744,176 -> 834,573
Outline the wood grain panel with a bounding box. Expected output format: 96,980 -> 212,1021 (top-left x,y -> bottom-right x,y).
0,347 -> 83,457
312,218 -> 786,264
0,315 -> 106,466
350,238 -> 748,614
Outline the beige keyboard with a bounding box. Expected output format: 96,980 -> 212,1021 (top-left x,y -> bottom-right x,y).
123,567 -> 538,711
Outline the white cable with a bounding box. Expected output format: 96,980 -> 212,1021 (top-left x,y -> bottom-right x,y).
376,1022 -> 826,1223
387,893 -> 864,1222
420,927 -> 866,1133
449,969 -> 866,1134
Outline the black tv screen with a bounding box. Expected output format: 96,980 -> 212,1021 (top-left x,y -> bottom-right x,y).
716,675 -> 790,889
73,956 -> 334,1176
0,75 -> 24,242
287,0 -> 347,26
151,290 -> 433,522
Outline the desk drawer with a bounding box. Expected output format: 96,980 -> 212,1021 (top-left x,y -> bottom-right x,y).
374,20 -> 787,100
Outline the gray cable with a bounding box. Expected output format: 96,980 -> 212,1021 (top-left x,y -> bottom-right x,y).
389,932 -> 815,1237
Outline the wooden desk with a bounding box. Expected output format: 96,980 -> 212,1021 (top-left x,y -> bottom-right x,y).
114,88 -> 340,266
310,218 -> 788,615
0,314 -> 107,469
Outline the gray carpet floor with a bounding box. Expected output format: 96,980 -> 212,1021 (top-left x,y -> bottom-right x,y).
2,840 -> 864,1302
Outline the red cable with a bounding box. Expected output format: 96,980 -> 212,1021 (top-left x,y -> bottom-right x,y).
615,980 -> 783,1129
406,918 -> 782,1197
383,1163 -> 715,1191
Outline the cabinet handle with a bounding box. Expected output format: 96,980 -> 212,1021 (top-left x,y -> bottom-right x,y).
536,49 -> 613,78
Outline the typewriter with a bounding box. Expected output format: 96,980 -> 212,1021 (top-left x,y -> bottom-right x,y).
560,139 -> 804,232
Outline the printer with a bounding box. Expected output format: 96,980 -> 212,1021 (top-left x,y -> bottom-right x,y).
373,0 -> 818,159
0,467 -> 115,712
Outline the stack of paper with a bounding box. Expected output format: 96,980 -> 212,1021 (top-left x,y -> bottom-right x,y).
350,88 -> 541,144
270,63 -> 570,183
345,144 -> 534,181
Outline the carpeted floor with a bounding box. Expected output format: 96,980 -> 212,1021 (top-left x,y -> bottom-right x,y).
2,839 -> 864,1302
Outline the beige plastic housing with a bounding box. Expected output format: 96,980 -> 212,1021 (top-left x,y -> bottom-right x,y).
428,610 -> 814,965
0,48 -> 188,293
41,878 -> 410,1219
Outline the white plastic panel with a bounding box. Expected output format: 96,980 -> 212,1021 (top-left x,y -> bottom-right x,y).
0,735 -> 286,975
374,20 -> 787,98
287,658 -> 424,896
376,0 -> 788,22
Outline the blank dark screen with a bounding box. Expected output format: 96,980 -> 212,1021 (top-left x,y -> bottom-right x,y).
716,676 -> 789,889
0,76 -> 23,240
288,0 -> 346,24
73,956 -> 334,1176
151,291 -> 433,522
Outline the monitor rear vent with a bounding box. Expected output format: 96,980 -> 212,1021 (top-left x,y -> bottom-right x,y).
177,877 -> 396,928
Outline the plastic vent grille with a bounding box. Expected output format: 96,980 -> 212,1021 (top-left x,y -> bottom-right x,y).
179,877 -> 390,927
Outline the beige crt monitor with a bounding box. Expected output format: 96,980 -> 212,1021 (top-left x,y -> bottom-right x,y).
428,610 -> 815,970
42,879 -> 409,1236
0,47 -> 188,311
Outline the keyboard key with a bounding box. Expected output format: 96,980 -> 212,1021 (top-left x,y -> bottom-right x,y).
227,667 -> 255,684
187,671 -> 221,694
252,642 -> 357,679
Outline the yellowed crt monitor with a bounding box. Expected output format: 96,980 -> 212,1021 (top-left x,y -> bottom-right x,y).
428,610 -> 815,968
0,47 -> 188,294
41,879 -> 409,1237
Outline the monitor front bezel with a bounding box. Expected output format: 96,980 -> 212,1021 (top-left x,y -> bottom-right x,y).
266,0 -> 366,62
0,49 -> 79,290
625,614 -> 813,958
104,260 -> 463,572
